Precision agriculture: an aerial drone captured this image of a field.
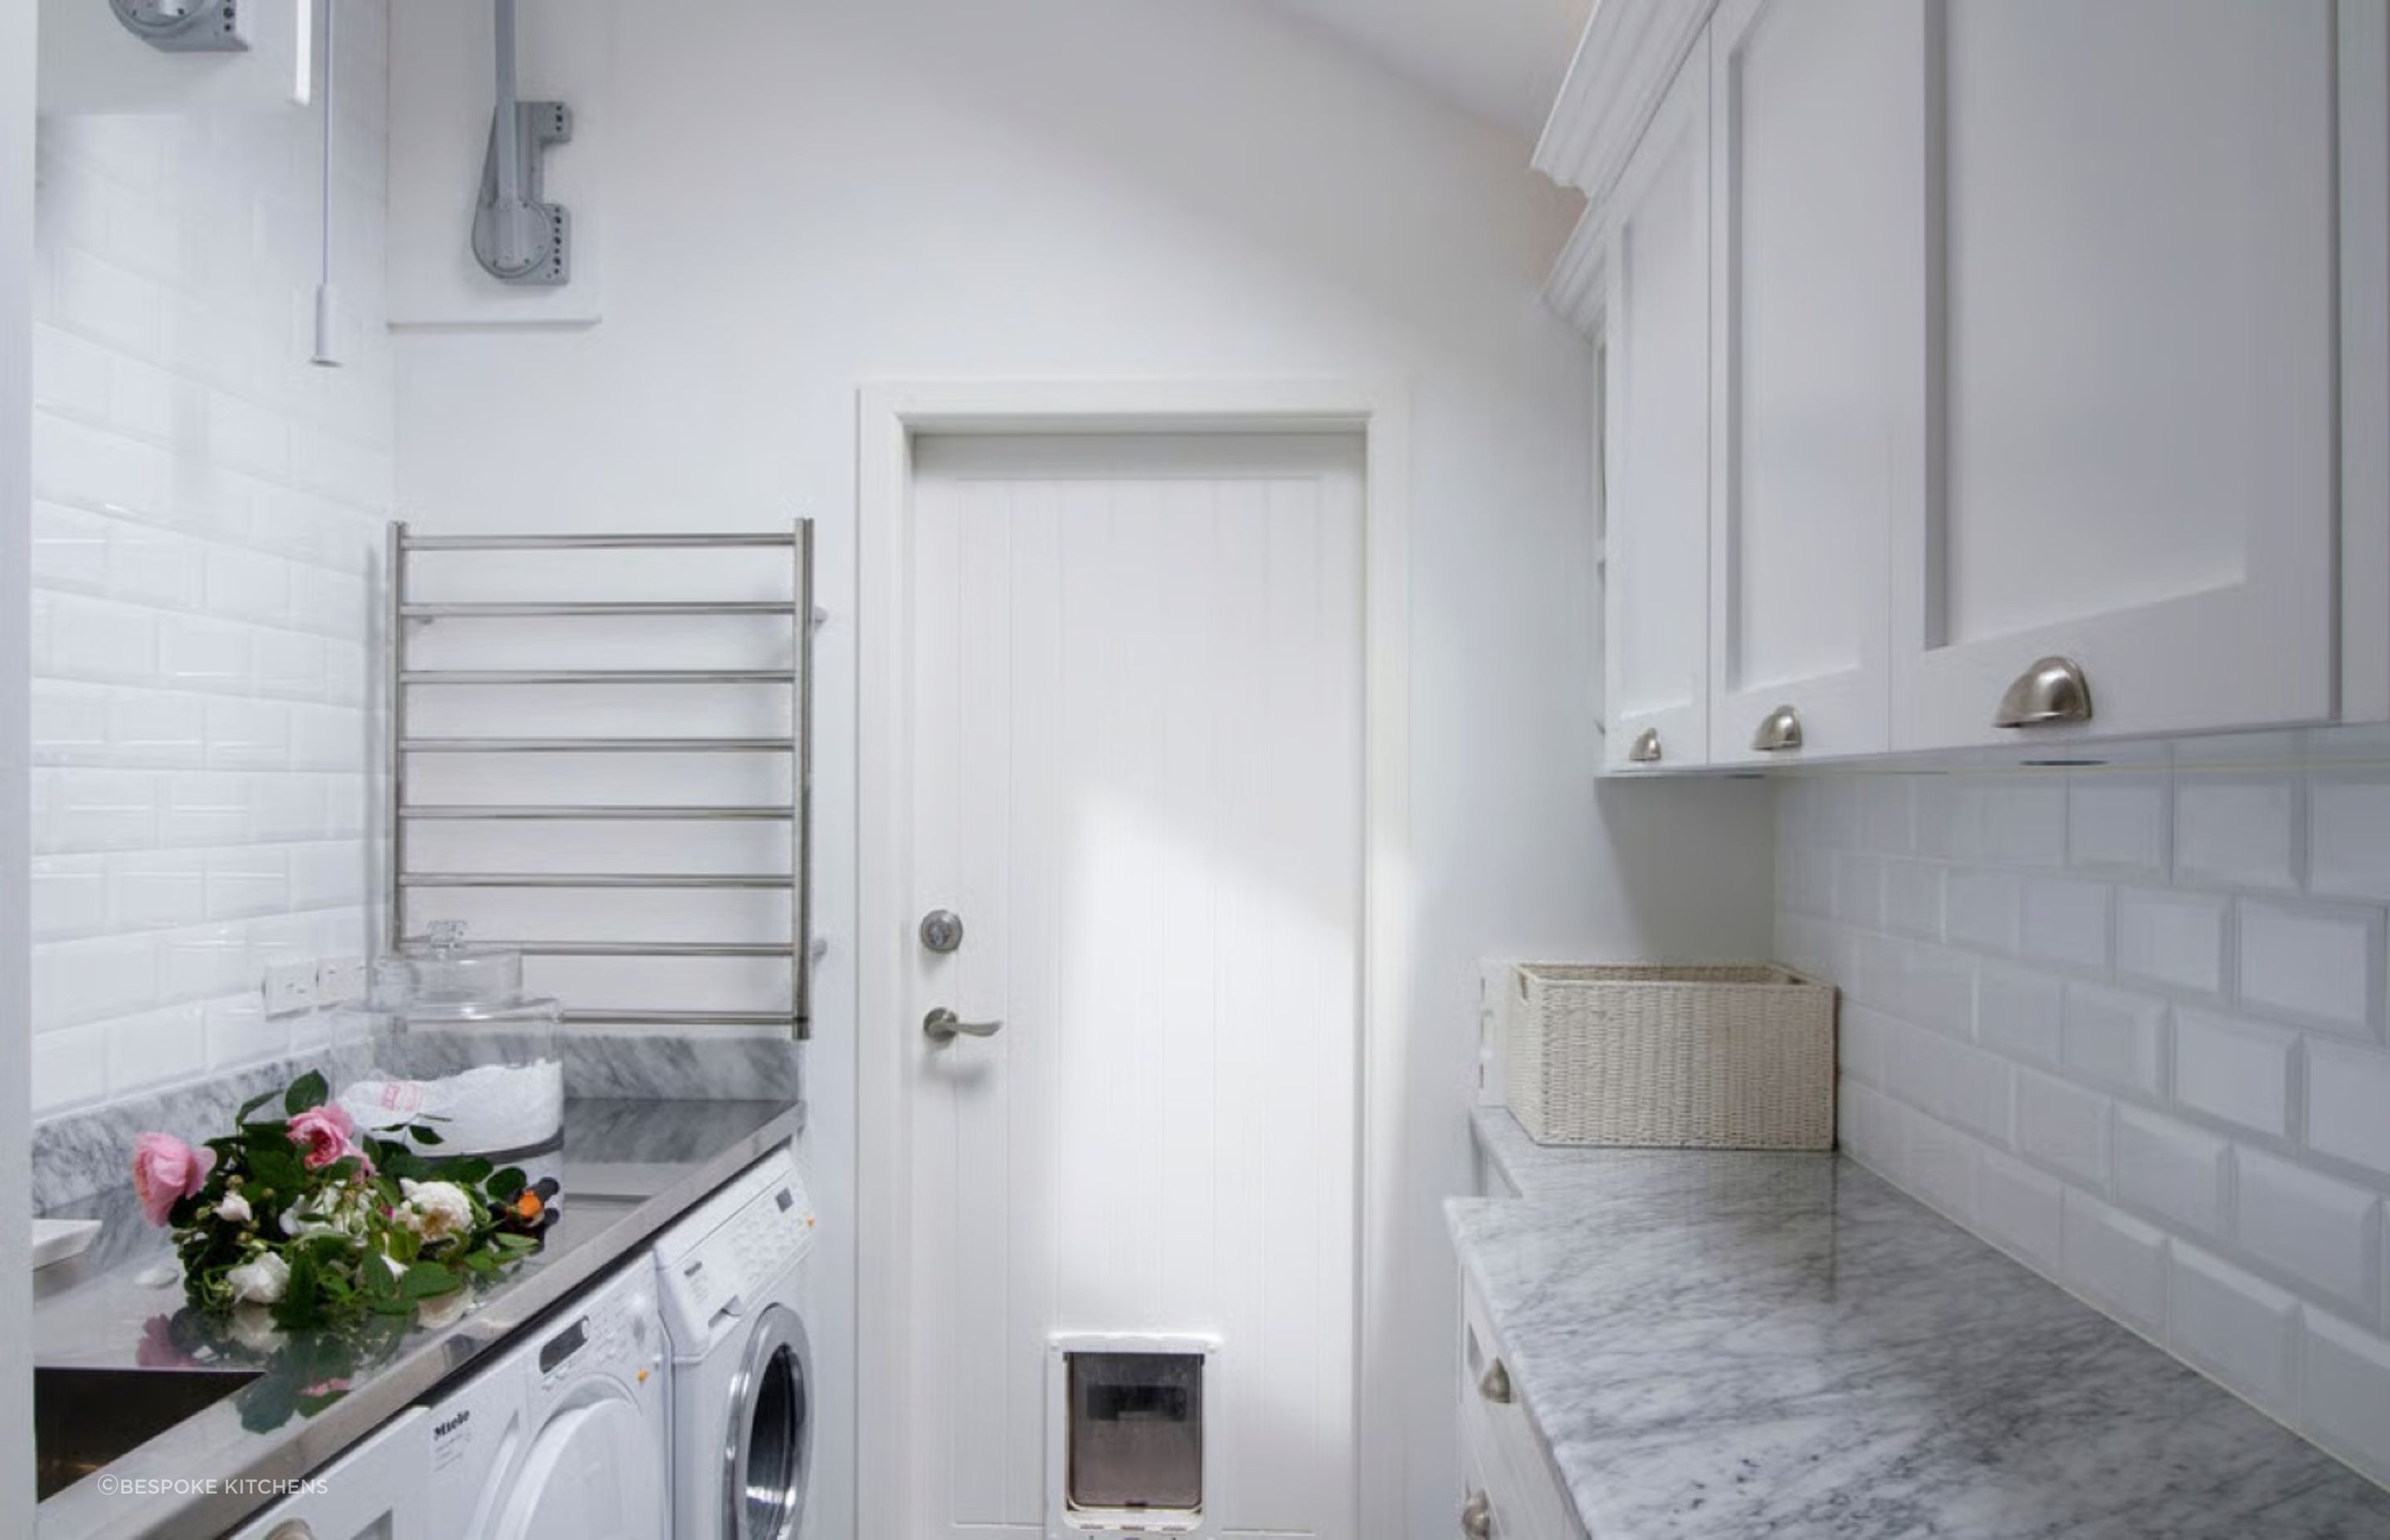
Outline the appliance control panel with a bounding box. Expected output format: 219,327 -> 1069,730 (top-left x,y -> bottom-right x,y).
653,1146 -> 815,1348
530,1255 -> 660,1398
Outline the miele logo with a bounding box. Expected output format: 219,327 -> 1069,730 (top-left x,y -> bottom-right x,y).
435,1409 -> 471,1440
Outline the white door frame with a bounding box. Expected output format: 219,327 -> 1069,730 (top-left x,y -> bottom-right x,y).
856,379 -> 1412,1538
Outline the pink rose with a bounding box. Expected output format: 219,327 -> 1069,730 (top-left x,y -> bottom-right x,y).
287,1104 -> 362,1170
132,1133 -> 215,1226
136,1313 -> 192,1369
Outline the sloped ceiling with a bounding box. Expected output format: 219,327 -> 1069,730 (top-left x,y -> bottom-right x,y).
1261,0 -> 1597,141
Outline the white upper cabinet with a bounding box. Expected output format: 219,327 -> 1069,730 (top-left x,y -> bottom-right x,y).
1555,0 -> 2377,770
1705,0 -> 1905,763
1890,0 -> 2339,751
1602,39 -> 1712,772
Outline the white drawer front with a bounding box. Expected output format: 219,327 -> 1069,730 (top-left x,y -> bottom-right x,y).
1461,1276 -> 1588,1538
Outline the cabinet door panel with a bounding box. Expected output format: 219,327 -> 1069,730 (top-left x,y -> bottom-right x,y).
1893,0 -> 2337,749
1708,0 -> 1905,763
1605,41 -> 1712,771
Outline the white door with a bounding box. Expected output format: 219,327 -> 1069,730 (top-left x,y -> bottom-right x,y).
905,432 -> 1363,1539
1705,0 -> 1903,763
1604,35 -> 1713,771
1890,0 -> 2338,750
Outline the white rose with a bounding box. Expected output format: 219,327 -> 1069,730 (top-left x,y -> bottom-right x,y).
416,1289 -> 473,1330
229,1303 -> 281,1353
225,1252 -> 290,1305
215,1192 -> 252,1226
398,1179 -> 476,1244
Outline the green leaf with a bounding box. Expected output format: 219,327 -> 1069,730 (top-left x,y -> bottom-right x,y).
491,1233 -> 539,1252
408,1124 -> 445,1147
236,1088 -> 281,1123
283,1070 -> 329,1115
398,1262 -> 459,1299
487,1167 -> 528,1200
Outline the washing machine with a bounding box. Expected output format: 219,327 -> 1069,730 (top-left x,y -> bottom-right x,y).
227,1406 -> 430,1540
422,1256 -> 671,1540
651,1146 -> 817,1540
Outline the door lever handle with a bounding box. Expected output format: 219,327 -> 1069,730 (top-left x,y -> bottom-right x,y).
924,1008 -> 1002,1043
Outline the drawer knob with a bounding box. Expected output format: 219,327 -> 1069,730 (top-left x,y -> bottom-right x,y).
1992,655 -> 2092,729
1477,1357 -> 1513,1405
1627,727 -> 1663,763
1749,704 -> 1803,752
1461,1492 -> 1494,1538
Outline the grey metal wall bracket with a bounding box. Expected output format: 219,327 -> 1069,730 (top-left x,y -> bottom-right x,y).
110,0 -> 247,52
473,100 -> 573,285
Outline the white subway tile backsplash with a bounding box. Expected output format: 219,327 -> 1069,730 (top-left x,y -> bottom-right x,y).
1786,768 -> 2390,1490
2063,1187 -> 2170,1333
1978,1148 -> 2065,1268
1859,777 -> 1914,856
36,932 -> 160,1027
2238,899 -> 2385,1039
1945,868 -> 2021,953
2171,1009 -> 2296,1140
105,1002 -> 207,1094
32,855 -> 107,941
1913,777 -> 1982,862
2310,773 -> 2390,904
1833,853 -> 1886,930
2113,1107 -> 2229,1236
31,83 -> 389,1109
2307,1041 -> 2390,1181
2302,1311 -> 2390,1484
2233,1149 -> 2379,1314
32,1022 -> 110,1113
2069,775 -> 2169,879
105,849 -> 205,930
2018,877 -> 2111,971
2061,983 -> 2167,1097
2168,1246 -> 2300,1414
2175,777 -> 2300,892
2114,887 -> 2228,997
1978,963 -> 2065,1064
1982,782 -> 2069,867
1884,860 -> 1944,940
2017,1069 -> 2110,1188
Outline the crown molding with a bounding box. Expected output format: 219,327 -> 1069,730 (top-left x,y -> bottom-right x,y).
1531,0 -> 1716,203
1542,202 -> 1607,337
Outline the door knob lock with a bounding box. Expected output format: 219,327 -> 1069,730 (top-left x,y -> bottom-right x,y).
924,1008 -> 1002,1043
919,909 -> 965,954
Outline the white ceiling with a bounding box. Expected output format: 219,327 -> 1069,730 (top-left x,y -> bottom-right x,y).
1263,0 -> 1597,141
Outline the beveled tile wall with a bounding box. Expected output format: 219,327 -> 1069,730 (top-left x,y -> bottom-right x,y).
1776,741 -> 2390,1487
26,4 -> 392,1114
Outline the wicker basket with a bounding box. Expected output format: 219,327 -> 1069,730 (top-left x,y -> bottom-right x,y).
1505,963 -> 1836,1149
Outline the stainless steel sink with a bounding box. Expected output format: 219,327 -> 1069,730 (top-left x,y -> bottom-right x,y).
34,1365 -> 261,1502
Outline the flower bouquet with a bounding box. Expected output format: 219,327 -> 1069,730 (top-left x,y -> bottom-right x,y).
133,1069 -> 558,1330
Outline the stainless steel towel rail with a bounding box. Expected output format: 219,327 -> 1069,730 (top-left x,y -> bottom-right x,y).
400,805 -> 793,821
385,519 -> 816,1035
401,668 -> 797,685
401,600 -> 798,618
398,736 -> 796,753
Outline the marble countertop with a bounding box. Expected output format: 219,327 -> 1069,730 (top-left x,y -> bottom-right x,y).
1449,1108 -> 2390,1539
34,1096 -> 805,1540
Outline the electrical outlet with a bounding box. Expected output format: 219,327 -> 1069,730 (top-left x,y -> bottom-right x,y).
263,960 -> 318,1019
317,956 -> 368,1006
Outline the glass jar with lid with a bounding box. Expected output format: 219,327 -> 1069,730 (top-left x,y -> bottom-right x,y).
335,922 -> 565,1200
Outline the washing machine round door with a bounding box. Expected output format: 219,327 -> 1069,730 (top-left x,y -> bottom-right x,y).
724,1303 -> 813,1540
490,1381 -> 666,1540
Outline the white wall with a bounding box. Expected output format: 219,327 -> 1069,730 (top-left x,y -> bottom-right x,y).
26,3 -> 393,1118
1778,746 -> 2390,1489
389,1 -> 1776,1532
2,0 -> 40,1513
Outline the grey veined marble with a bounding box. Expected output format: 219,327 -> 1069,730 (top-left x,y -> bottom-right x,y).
1449,1109 -> 2390,1539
